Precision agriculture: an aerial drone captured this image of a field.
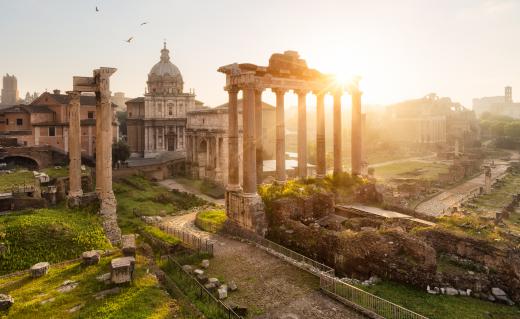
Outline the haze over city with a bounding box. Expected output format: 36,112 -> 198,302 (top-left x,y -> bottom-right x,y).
1,0 -> 520,107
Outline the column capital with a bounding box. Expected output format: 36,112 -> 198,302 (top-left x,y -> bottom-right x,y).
272,88 -> 286,96
312,90 -> 326,97
294,89 -> 309,96
66,91 -> 81,99
226,85 -> 240,94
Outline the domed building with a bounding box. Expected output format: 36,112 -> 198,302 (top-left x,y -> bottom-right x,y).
126,43 -> 204,158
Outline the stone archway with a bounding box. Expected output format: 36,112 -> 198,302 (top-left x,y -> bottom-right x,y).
2,156 -> 40,170
197,139 -> 208,178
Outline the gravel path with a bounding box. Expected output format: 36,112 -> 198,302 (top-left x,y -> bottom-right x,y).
161,213 -> 366,319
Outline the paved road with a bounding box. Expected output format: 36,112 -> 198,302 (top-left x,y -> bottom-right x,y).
159,179 -> 225,206
161,213 -> 367,319
415,161 -> 510,217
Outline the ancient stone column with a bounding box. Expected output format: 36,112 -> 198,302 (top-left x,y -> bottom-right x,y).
274,89 -> 286,183
95,93 -> 104,194
226,86 -> 241,191
333,92 -> 342,175
242,84 -> 257,194
255,88 -> 263,184
315,92 -> 326,178
96,67 -> 117,202
297,90 -> 308,179
351,88 -> 362,175
67,90 -> 83,200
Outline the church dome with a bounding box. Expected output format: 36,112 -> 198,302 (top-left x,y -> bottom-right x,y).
147,43 -> 184,95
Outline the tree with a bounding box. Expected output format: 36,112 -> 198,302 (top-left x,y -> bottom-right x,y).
112,141 -> 130,167
116,111 -> 127,139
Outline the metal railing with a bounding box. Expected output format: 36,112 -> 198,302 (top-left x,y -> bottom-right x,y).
166,255 -> 242,319
320,274 -> 429,319
250,236 -> 334,276
161,225 -> 214,256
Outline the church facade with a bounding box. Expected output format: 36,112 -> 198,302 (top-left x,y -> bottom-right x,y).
126,43 -> 203,158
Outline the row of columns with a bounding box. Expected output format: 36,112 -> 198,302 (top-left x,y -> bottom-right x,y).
226,84 -> 363,196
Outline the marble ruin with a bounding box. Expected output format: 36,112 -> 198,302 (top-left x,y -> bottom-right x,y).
67,67 -> 121,244
218,51 -> 363,234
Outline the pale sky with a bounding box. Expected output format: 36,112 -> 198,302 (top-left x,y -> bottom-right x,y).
1,0 -> 519,109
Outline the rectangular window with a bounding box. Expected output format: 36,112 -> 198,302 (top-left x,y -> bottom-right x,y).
88,111 -> 94,119
16,118 -> 23,126
5,119 -> 8,125
169,107 -> 173,116
49,127 -> 55,136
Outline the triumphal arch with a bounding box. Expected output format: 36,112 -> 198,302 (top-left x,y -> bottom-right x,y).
67,67 -> 121,245
218,51 -> 363,235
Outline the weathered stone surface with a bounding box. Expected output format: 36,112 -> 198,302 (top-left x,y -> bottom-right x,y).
122,234 -> 137,257
217,286 -> 228,299
201,259 -> 210,269
492,287 -> 515,305
445,287 -> 458,296
82,250 -> 100,266
30,262 -> 50,278
0,294 -> 14,311
208,277 -> 220,287
96,273 -> 111,283
94,287 -> 121,300
196,274 -> 208,284
57,280 -> 79,293
194,269 -> 204,276
182,265 -> 194,273
68,304 -> 84,313
110,257 -> 135,284
228,280 -> 238,292
204,282 -> 216,291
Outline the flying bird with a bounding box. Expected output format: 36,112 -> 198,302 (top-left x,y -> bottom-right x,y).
95,6 -> 99,12
140,22 -> 148,26
125,37 -> 134,43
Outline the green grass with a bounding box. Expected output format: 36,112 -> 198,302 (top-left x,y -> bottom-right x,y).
0,206 -> 111,275
361,281 -> 520,319
142,226 -> 180,246
468,172 -> 520,213
174,177 -> 226,199
42,166 -> 91,179
0,170 -> 35,192
374,161 -> 449,181
114,175 -> 206,233
0,254 -> 178,319
195,209 -> 227,233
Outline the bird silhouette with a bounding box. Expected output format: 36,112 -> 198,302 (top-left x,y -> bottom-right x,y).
140,22 -> 148,26
95,6 -> 99,12
125,37 -> 134,43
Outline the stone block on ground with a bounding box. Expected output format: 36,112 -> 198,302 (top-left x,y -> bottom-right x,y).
121,234 -> 137,257
208,277 -> 220,287
218,286 -> 228,299
94,287 -> 121,300
57,280 -> 79,293
204,282 -> 217,291
228,280 -> 238,292
96,273 -> 111,284
182,265 -> 194,273
30,262 -> 50,278
194,269 -> 204,276
445,287 -> 458,296
110,257 -> 136,284
201,259 -> 210,268
81,250 -> 101,266
491,287 -> 515,305
0,294 -> 14,311
197,274 -> 208,284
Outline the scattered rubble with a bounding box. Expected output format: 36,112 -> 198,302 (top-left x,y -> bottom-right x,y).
0,294 -> 14,311
82,250 -> 100,266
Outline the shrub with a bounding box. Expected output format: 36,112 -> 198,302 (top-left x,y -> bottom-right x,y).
195,209 -> 227,233
142,226 -> 180,246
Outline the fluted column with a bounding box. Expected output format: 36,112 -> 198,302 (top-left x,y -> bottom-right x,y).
226,86 -> 240,191
67,91 -> 82,198
351,88 -> 362,175
333,91 -> 342,175
297,90 -> 308,179
242,84 -> 257,194
255,88 -> 263,184
315,92 -> 326,177
274,89 -> 286,183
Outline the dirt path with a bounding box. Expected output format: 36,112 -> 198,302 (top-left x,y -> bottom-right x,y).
161,213 -> 366,319
159,179 -> 225,206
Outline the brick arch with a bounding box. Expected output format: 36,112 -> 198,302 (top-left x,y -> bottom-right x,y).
1,155 -> 41,170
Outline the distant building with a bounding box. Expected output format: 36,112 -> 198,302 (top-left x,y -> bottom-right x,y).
185,100 -> 275,184
126,43 -> 203,158
111,92 -> 130,112
22,92 -> 39,105
473,86 -> 520,118
1,74 -> 19,105
386,93 -> 479,147
0,89 -> 117,157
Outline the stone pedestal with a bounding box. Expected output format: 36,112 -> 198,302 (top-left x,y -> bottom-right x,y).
82,250 -> 101,266
225,191 -> 266,236
30,262 -> 50,278
110,257 -> 135,284
122,234 -> 136,257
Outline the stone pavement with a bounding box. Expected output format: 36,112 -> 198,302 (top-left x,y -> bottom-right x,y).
415,161 -> 510,217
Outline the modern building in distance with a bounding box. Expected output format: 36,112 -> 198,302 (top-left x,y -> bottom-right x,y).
0,89 -> 118,157
126,43 -> 204,158
1,74 -> 20,105
473,86 -> 520,118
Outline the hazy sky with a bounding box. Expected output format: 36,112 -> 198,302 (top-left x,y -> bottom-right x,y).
1,0 -> 519,108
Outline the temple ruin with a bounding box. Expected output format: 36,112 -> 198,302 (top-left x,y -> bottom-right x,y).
218,51 -> 363,235
67,67 -> 121,245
